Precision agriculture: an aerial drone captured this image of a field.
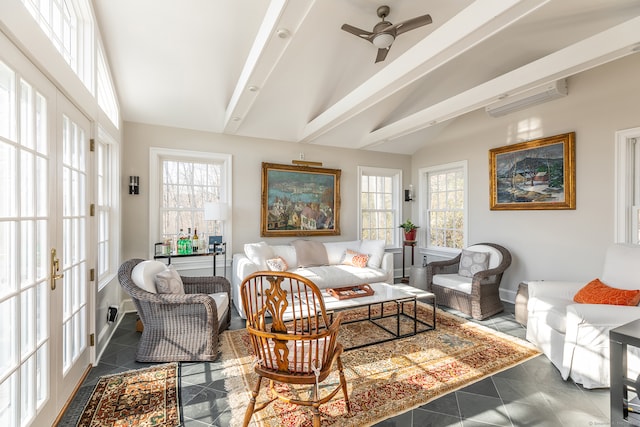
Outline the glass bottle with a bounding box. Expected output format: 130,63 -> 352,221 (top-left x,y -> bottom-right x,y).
177,228 -> 185,254
192,228 -> 199,253
186,227 -> 193,254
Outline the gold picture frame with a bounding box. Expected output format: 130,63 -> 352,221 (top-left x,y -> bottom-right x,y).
261,162 -> 341,237
489,132 -> 576,210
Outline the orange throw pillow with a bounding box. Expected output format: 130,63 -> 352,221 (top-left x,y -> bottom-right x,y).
573,278 -> 640,306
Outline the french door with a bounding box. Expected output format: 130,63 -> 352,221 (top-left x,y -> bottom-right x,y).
0,33 -> 92,426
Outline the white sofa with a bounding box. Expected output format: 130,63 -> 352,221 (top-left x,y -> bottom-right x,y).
232,239 -> 393,318
526,243 -> 640,388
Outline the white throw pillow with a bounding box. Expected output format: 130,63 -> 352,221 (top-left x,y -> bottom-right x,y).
244,241 -> 274,270
265,256 -> 289,272
458,249 -> 490,278
359,239 -> 386,268
131,260 -> 167,293
154,265 -> 185,294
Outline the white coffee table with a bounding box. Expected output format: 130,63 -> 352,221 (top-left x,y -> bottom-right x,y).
321,282 -> 436,350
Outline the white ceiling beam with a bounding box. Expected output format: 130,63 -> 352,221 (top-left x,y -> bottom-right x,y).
224,0 -> 316,134
299,0 -> 550,143
358,16 -> 640,148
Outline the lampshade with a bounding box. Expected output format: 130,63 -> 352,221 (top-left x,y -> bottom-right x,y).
203,202 -> 228,221
372,33 -> 394,49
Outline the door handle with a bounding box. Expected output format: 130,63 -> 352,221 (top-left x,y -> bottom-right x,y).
51,248 -> 64,290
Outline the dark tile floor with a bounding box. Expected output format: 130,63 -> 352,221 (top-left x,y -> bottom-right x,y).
58,302 -> 613,427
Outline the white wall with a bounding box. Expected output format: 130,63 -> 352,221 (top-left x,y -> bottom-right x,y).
121,123 -> 412,269
410,54 -> 640,301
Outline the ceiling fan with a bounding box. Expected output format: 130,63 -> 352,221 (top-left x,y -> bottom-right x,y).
341,5 -> 432,63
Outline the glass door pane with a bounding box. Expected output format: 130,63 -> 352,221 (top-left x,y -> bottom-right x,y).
56,96 -> 90,401
0,59 -> 52,427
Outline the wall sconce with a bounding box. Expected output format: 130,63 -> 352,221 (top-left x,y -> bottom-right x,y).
129,176 -> 140,195
405,184 -> 414,202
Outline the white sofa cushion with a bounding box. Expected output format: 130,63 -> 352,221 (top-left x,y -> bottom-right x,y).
272,245 -> 297,269
432,273 -> 472,294
244,241 -> 274,270
601,243 -> 640,290
359,239 -> 386,268
324,241 -> 359,265
289,265 -> 388,289
208,292 -> 229,322
131,260 -> 167,293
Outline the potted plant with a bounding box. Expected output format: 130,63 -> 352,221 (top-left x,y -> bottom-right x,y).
399,219 -> 419,241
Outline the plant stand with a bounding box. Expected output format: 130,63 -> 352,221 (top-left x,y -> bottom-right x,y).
401,240 -> 416,283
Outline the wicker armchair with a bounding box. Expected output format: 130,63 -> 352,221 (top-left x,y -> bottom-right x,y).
118,258 -> 231,362
240,271 -> 350,427
426,243 -> 512,320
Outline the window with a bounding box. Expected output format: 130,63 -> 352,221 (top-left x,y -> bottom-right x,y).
96,45 -> 119,128
420,161 -> 467,251
96,127 -> 118,286
21,0 -> 94,91
358,167 -> 401,247
615,128 -> 640,244
149,148 -> 232,257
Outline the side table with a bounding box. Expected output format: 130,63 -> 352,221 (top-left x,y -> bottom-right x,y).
610,319 -> 640,425
515,282 -> 529,326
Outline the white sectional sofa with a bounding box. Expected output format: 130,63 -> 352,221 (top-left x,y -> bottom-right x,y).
526,243 -> 640,388
232,239 -> 393,318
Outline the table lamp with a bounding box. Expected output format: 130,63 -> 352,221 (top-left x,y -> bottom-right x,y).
204,201 -> 227,250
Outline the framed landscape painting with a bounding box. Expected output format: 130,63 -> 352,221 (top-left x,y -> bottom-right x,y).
261,162 -> 341,237
489,132 -> 576,210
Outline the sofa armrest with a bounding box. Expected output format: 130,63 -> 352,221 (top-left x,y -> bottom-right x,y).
567,303 -> 640,326
232,253 -> 260,318
527,280 -> 585,300
380,252 -> 394,283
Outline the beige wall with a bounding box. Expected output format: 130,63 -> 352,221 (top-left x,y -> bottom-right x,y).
410,53 -> 640,300
121,53 -> 639,304
121,124 -> 412,263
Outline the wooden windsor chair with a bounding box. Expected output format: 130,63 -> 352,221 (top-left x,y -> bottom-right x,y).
240,271 -> 350,427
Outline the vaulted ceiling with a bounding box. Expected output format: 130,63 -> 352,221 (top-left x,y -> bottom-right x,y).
93,0 -> 640,154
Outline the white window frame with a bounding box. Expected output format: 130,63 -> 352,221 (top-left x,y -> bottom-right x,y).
96,126 -> 118,289
614,127 -> 640,244
96,43 -> 119,128
149,148 -> 232,263
419,160 -> 468,257
20,0 -> 94,91
357,166 -> 402,248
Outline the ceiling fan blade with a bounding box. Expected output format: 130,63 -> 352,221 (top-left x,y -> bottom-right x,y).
341,23 -> 374,41
375,47 -> 390,63
393,14 -> 432,36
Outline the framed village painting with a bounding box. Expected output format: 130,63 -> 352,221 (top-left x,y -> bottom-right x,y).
489,132 -> 576,210
261,162 -> 341,236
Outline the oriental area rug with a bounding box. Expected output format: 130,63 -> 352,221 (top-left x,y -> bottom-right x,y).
221,302 -> 540,427
76,362 -> 180,427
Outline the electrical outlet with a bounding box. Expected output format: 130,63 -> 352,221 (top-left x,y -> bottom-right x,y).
107,305 -> 118,323
299,152 -> 305,160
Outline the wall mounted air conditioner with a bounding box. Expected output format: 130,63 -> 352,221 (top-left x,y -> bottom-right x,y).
485,79 -> 568,117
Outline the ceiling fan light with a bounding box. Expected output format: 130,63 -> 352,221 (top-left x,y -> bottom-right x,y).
372,33 -> 394,49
